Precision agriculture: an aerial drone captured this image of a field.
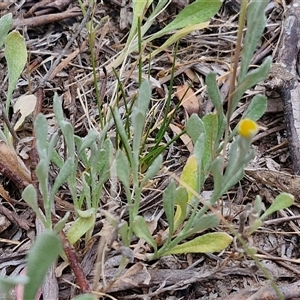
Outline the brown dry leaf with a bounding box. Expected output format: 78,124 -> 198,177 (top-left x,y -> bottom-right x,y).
0,142 -> 31,186
0,184 -> 12,203
184,68 -> 200,83
176,83 -> 200,115
13,94 -> 37,131
169,123 -> 193,153
107,262 -> 151,292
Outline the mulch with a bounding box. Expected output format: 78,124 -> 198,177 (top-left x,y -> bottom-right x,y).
1,0 -> 300,299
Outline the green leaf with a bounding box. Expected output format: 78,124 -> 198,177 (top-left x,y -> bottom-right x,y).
231,57 -> 271,115
239,0 -> 269,82
127,0 -> 153,43
163,232 -> 232,255
173,155 -> 198,230
206,73 -> 226,144
22,185 -> 47,224
193,133 -> 206,189
116,150 -> 130,190
118,221 -> 130,246
242,94 -> 267,121
162,181 -> 176,238
260,193 -> 294,220
190,214 -> 220,234
173,187 -> 189,231
0,13 -> 13,48
186,114 -> 205,144
248,219 -> 263,235
79,130 -> 99,153
5,30 -> 27,112
23,231 -> 62,300
210,157 -> 223,197
50,157 -> 74,200
141,154 -> 162,186
132,109 -> 145,164
133,215 -> 157,252
34,114 -> 49,159
202,113 -> 218,166
180,154 -> 198,201
66,214 -> 96,245
53,212 -> 70,233
156,0 -> 222,35
137,80 -> 151,113
95,139 -> 113,176
72,294 -> 97,300
206,73 -> 222,110
36,159 -> 49,193
147,22 -> 209,60
61,122 -> 75,157
76,208 -> 96,218
112,108 -> 132,162
0,275 -> 28,296
53,93 -> 65,125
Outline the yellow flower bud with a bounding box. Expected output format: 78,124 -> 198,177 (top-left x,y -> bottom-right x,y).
238,118 -> 259,139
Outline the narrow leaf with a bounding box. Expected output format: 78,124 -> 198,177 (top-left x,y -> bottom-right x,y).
239,0 -> 269,81
156,0 -> 222,35
0,13 -> 13,48
137,80 -> 151,113
179,154 -> 198,201
190,214 -> 220,234
22,185 -> 47,224
133,216 -> 157,252
72,294 -> 98,300
164,232 -> 232,255
116,150 -> 130,190
23,231 -> 62,300
79,130 -> 99,153
186,114 -> 205,144
162,181 -> 176,237
173,186 -> 189,231
132,109 -> 145,163
142,154 -> 162,186
231,57 -> 271,115
127,1 -> 153,42
50,157 -> 74,199
0,275 -> 28,296
202,113 -> 218,166
66,214 -> 96,245
148,22 -> 209,59
242,94 -> 267,121
5,30 -> 27,112
260,193 -> 294,220
206,72 -> 222,109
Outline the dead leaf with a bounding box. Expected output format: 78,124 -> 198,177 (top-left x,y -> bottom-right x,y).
169,123 -> 193,153
106,262 -> 151,292
184,68 -> 200,83
13,94 -> 37,131
0,142 -> 31,187
176,84 -> 200,115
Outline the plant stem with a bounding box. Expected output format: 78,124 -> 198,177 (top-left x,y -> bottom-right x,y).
222,0 -> 248,170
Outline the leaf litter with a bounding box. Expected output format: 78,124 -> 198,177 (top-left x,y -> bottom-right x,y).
1,1 -> 300,299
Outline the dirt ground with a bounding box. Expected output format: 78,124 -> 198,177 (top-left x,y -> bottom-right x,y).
1,0 -> 300,299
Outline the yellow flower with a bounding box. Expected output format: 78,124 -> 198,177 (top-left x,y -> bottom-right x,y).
238,118 -> 259,139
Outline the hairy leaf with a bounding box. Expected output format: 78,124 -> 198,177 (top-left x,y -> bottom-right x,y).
164,232 -> 232,255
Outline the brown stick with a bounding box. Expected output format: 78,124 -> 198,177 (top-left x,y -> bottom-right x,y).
60,231 -> 91,293
13,9 -> 82,28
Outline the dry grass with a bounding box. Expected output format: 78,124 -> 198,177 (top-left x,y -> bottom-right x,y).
1,1 -> 300,299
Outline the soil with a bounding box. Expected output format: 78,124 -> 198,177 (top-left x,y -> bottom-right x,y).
1,0 -> 300,299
